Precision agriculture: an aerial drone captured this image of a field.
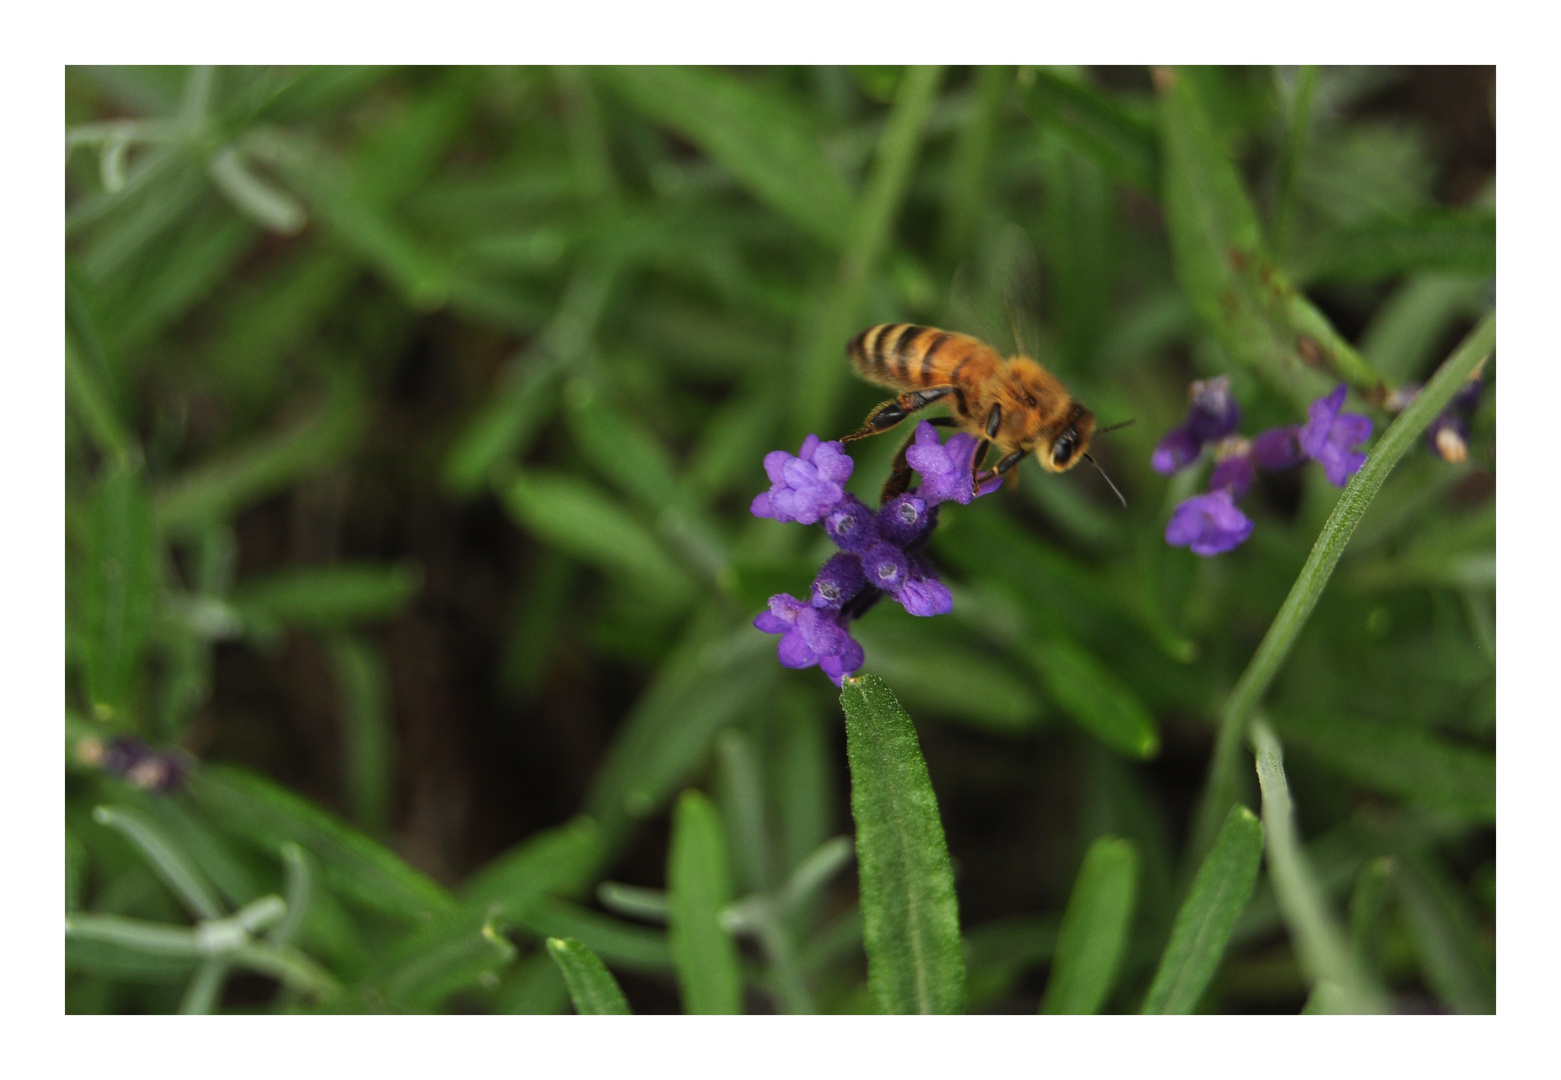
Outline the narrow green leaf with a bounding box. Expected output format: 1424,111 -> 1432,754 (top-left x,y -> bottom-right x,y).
1018,67 -> 1157,194
492,951 -> 570,1015
600,66 -> 853,248
83,462 -> 158,719
1250,721 -> 1387,1013
585,618 -> 777,850
502,470 -> 696,606
853,622 -> 1042,735
668,790 -> 742,1014
1040,836 -> 1139,1014
232,563 -> 423,634
187,764 -> 452,923
1273,712 -> 1494,822
154,372 -> 368,537
461,815 -> 603,916
326,636 -> 396,833
1395,852 -> 1495,1014
1348,856 -> 1395,983
964,915 -> 1059,1010
1141,806 -> 1262,1014
372,916 -> 517,1010
1297,210 -> 1496,285
518,899 -> 672,973
1024,638 -> 1159,758
795,65 -> 944,436
941,64 -> 1010,256
841,673 -> 965,1014
65,333 -> 134,467
1191,313 -> 1495,860
92,805 -> 224,921
547,937 -> 632,1015
178,961 -> 229,1014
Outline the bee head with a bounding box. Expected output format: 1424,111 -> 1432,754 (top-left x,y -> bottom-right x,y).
1041,406 -> 1095,473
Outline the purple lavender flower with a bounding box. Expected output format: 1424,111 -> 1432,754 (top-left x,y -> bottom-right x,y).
904,423 -> 1003,506
1152,376 -> 1242,475
1424,374 -> 1484,464
1165,490 -> 1254,557
749,426 -> 997,682
1250,425 -> 1304,470
1299,385 -> 1373,486
75,735 -> 187,793
751,434 -> 855,524
1207,451 -> 1253,498
753,594 -> 865,685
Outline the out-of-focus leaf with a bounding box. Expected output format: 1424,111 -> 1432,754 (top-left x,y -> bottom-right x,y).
1250,721 -> 1387,1013
599,66 -> 853,249
668,790 -> 742,1014
586,618 -> 777,850
841,674 -> 965,1014
370,916 -> 516,1011
852,621 -> 1042,735
65,334 -> 133,467
92,805 -> 224,921
187,764 -> 452,923
502,470 -> 697,606
964,915 -> 1058,1010
546,937 -> 632,1015
795,65 -> 944,437
492,950 -> 570,1015
1023,638 -> 1159,759
517,899 -> 672,973
1141,806 -> 1262,1014
1359,273 -> 1490,384
1018,67 -> 1157,194
326,636 -> 396,833
1394,852 -> 1495,1014
154,372 -> 368,537
83,462 -> 158,719
1296,210 -> 1495,284
231,563 -> 423,635
1040,836 -> 1138,1014
461,816 -> 603,915
1273,712 -> 1494,822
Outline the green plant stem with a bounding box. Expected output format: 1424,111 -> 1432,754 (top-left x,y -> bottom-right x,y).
1270,66 -> 1318,260
1189,311 -> 1495,861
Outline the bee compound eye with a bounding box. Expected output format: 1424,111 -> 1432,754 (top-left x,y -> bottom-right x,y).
1052,433 -> 1077,468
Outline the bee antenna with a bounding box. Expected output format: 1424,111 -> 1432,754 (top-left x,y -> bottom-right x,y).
1095,418 -> 1137,438
1083,452 -> 1128,508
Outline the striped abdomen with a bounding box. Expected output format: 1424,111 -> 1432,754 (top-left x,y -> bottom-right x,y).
847,323 -> 1003,420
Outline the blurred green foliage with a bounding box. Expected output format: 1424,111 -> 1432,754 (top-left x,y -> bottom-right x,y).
66,65 -> 1493,1014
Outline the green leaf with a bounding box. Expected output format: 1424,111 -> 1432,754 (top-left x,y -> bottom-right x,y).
1024,638 -> 1159,758
518,899 -> 672,973
1250,721 -> 1387,1013
1273,712 -> 1493,822
371,916 -> 516,1011
546,937 -> 632,1015
1296,210 -> 1496,284
841,674 -> 965,1014
852,622 -> 1042,735
1018,67 -> 1157,194
1141,806 -> 1262,1014
326,636 -> 396,833
1190,313 -> 1494,860
502,470 -> 696,606
232,563 -> 423,634
92,805 -> 224,921
964,915 -> 1059,1010
1394,852 -> 1495,1014
599,66 -> 853,249
461,815 -> 603,916
154,372 -> 368,538
187,764 -> 452,923
1039,836 -> 1139,1014
585,618 -> 777,850
82,461 -> 158,719
667,790 -> 742,1014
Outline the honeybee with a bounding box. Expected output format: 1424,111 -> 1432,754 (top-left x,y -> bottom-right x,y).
842,323 -> 1126,503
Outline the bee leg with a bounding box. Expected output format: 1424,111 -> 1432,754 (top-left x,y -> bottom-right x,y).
842,387 -> 956,442
964,406 -> 1003,496
879,431 -> 919,501
976,448 -> 1028,493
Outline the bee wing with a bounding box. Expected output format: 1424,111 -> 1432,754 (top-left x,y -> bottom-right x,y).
945,222 -> 1042,359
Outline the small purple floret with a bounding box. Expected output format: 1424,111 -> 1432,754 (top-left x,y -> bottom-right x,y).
1152,426 -> 1201,474
811,552 -> 867,610
751,434 -> 855,524
1250,425 -> 1304,470
754,593 -> 865,685
905,423 -> 1001,506
1165,490 -> 1254,556
1186,376 -> 1242,443
1299,385 -> 1372,486
898,574 -> 954,617
1208,455 -> 1253,498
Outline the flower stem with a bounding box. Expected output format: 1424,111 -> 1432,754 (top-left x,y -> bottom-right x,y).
1188,311 -> 1495,863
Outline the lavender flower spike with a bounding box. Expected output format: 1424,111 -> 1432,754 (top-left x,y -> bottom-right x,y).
1298,385 -> 1372,487
1165,489 -> 1254,557
751,434 -> 854,524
